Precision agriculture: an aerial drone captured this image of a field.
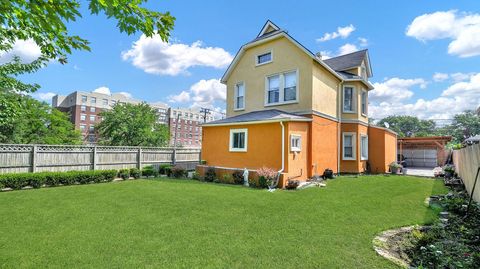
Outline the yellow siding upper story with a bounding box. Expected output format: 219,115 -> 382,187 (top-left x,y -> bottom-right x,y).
226,36 -> 313,117
341,81 -> 369,123
312,62 -> 340,118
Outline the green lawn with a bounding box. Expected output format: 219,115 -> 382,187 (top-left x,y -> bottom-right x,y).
0,175 -> 446,268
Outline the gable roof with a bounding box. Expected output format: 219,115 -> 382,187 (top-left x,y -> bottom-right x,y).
257,20 -> 281,37
202,109 -> 311,126
324,49 -> 373,77
221,20 -> 374,89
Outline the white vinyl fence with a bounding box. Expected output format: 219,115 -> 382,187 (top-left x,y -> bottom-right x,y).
0,144 -> 201,174
453,143 -> 480,202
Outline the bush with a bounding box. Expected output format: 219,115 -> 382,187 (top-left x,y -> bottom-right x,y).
170,166 -> 186,178
220,174 -> 234,184
142,165 -> 158,178
0,170 -> 118,190
159,164 -> 172,175
118,169 -> 130,180
256,167 -> 277,188
232,170 -> 244,185
204,167 -> 216,182
130,168 -> 141,179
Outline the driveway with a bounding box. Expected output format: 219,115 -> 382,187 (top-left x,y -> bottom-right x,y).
404,167 -> 435,177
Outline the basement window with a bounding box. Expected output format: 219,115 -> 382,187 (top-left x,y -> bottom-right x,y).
229,129 -> 248,152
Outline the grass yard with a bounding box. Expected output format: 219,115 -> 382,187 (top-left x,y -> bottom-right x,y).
0,175 -> 447,268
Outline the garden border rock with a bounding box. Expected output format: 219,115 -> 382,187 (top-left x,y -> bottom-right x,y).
372,225 -> 419,268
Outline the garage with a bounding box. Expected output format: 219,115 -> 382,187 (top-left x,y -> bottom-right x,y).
398,136 -> 452,168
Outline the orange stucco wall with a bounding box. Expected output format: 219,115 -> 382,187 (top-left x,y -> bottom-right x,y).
368,126 -> 397,173
340,123 -> 368,173
201,123 -> 283,170
308,115 -> 339,176
284,121 -> 309,183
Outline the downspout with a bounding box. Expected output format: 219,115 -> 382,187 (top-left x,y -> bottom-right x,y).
278,121 -> 285,185
337,81 -> 343,175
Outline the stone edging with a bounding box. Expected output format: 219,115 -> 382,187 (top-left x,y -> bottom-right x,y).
372,226 -> 416,268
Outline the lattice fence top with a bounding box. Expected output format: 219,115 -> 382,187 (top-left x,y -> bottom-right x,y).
0,144 -> 200,152
0,145 -> 33,152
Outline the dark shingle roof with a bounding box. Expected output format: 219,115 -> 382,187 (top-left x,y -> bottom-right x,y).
336,71 -> 363,80
203,109 -> 311,125
324,49 -> 368,71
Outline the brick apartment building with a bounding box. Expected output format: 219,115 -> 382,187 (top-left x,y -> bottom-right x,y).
52,91 -> 217,147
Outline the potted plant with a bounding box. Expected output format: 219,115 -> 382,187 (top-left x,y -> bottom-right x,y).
286,180 -> 300,190
323,169 -> 334,179
443,164 -> 455,178
389,162 -> 402,174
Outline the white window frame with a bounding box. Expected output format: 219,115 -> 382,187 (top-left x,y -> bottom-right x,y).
264,69 -> 299,106
80,105 -> 86,112
255,50 -> 273,66
342,85 -> 356,113
229,128 -> 248,152
90,107 -> 96,113
290,134 -> 302,152
361,89 -> 367,117
234,82 -> 245,111
360,134 -> 368,160
80,114 -> 86,121
89,115 -> 95,122
342,132 -> 356,160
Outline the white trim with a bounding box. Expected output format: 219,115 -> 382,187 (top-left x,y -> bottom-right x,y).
202,118 -> 312,127
361,89 -> 368,117
342,85 -> 356,113
233,82 -> 245,111
342,132 -> 356,160
255,50 -> 273,66
229,128 -> 248,152
341,119 -> 369,126
290,134 -> 302,152
264,69 -> 299,106
360,134 -> 368,160
257,20 -> 280,37
295,110 -> 339,122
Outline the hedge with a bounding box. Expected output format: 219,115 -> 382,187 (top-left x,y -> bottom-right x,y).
0,170 -> 118,190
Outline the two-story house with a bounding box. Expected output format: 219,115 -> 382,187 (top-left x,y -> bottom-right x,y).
198,21 -> 397,187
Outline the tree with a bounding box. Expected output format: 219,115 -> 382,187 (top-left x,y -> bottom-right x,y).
438,110 -> 480,143
97,103 -> 169,146
1,0 -> 174,93
0,93 -> 82,144
376,115 -> 436,137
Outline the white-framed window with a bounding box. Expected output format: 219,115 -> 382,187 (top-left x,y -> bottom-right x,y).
360,134 -> 368,160
361,89 -> 367,116
89,115 -> 95,122
343,86 -> 355,113
90,107 -> 96,113
81,95 -> 87,103
111,100 -> 116,106
91,97 -> 96,104
256,51 -> 272,66
89,125 -> 95,133
80,124 -> 86,132
102,99 -> 108,106
81,105 -> 86,112
265,70 -> 298,105
290,134 -> 302,152
80,114 -> 86,121
234,82 -> 245,110
229,128 -> 247,152
342,132 -> 356,160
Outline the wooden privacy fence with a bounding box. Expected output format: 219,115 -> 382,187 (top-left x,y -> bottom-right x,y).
453,143 -> 480,202
0,144 -> 201,174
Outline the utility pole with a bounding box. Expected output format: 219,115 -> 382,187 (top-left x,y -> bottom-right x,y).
200,107 -> 211,123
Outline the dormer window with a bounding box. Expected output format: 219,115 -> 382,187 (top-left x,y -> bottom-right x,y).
256,52 -> 272,66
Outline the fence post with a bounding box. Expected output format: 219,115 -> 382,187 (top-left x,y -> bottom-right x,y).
31,145 -> 37,172
172,148 -> 176,165
92,146 -> 97,170
137,147 -> 142,169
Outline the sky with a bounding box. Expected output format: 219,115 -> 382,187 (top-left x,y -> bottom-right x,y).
2,0 -> 480,121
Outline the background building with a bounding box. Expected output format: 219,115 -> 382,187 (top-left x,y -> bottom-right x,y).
52,91 -> 219,147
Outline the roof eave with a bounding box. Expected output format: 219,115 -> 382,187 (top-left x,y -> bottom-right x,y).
202,117 -> 312,127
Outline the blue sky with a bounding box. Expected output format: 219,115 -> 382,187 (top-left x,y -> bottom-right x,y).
5,0 -> 480,120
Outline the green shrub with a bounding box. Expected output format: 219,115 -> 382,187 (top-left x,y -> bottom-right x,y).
159,164 -> 172,175
142,165 -> 158,177
171,166 -> 186,178
204,167 -> 216,182
130,168 -> 141,179
118,169 -> 130,180
220,174 -> 234,184
232,171 -> 244,185
192,172 -> 201,180
0,170 -> 118,190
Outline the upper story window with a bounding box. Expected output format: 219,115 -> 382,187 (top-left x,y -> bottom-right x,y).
361,90 -> 367,116
102,99 -> 108,106
81,105 -> 86,112
91,97 -> 96,104
265,70 -> 298,105
89,115 -> 95,122
81,95 -> 87,103
80,114 -> 86,121
256,51 -> 272,66
111,100 -> 117,106
90,107 -> 96,113
234,82 -> 245,110
343,86 -> 355,113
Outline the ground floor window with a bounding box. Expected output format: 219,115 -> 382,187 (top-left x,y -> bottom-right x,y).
342,132 -> 356,160
360,134 -> 368,160
229,128 -> 248,152
290,134 -> 301,152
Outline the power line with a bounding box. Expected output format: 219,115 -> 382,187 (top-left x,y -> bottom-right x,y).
200,107 -> 211,123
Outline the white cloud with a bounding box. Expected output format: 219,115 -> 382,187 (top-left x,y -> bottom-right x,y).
369,73 -> 480,119
317,24 -> 356,42
370,77 -> 427,103
358,37 -> 368,47
168,79 -> 226,109
406,10 -> 480,57
433,72 -> 449,82
93,86 -> 111,95
122,35 -> 233,76
451,72 -> 474,82
32,92 -> 56,102
338,43 -> 359,55
117,92 -> 132,99
0,39 -> 42,64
